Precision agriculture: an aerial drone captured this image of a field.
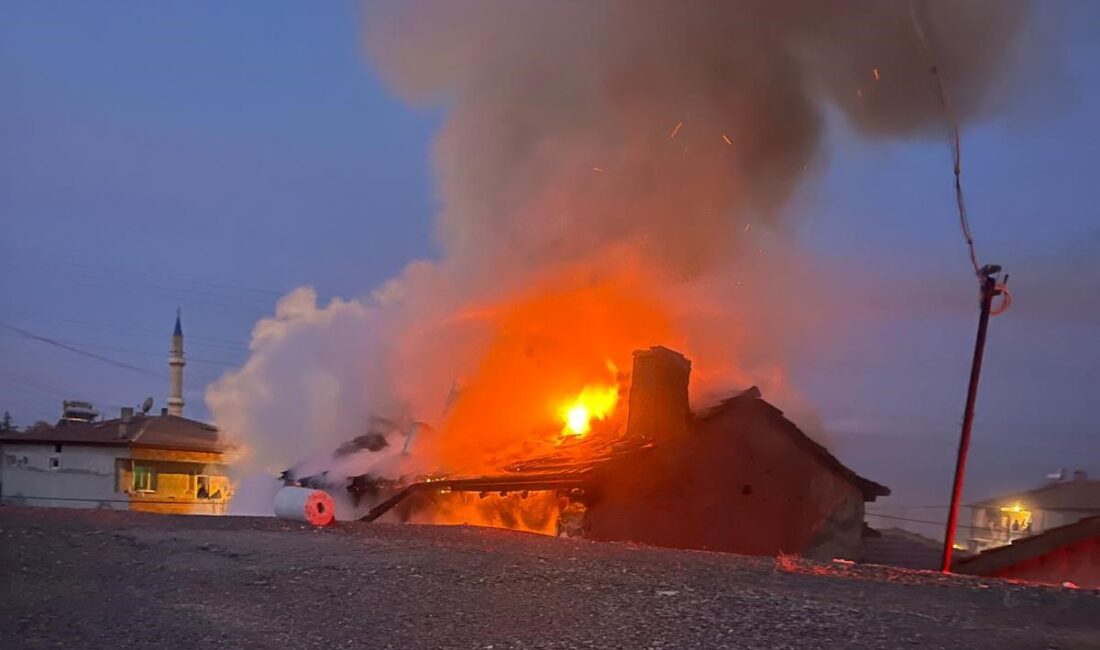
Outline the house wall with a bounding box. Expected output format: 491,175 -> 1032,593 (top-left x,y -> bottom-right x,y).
991,538 -> 1100,589
1041,510 -> 1100,531
123,448 -> 232,515
0,443 -> 127,510
0,443 -> 234,514
585,404 -> 866,560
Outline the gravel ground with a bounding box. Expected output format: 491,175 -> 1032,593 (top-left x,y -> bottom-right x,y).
0,507 -> 1097,650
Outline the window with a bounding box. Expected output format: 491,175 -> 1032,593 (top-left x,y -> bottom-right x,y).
133,464 -> 157,492
998,503 -> 1032,532
4,454 -> 14,466
49,457 -> 60,471
54,444 -> 62,453
196,475 -> 210,499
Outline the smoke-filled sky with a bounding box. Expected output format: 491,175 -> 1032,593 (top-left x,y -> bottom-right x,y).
2,1 -> 1098,532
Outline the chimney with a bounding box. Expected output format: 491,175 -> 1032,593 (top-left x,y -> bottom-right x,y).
1073,470 -> 1089,482
118,407 -> 133,439
625,346 -> 691,442
160,407 -> 168,416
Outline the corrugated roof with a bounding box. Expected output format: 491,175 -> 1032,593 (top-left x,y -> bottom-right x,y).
954,515 -> 1100,577
0,415 -> 232,453
697,387 -> 891,502
968,480 -> 1100,512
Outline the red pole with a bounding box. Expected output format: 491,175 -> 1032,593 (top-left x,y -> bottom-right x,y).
941,271 -> 1000,572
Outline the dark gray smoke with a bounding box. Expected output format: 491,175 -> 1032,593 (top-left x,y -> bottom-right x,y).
210,1 -> 1041,513
364,0 -> 1033,279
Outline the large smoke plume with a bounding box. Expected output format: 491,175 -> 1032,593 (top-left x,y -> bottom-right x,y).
209,0 -> 1037,514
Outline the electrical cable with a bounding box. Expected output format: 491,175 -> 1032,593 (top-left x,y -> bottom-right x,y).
0,250 -> 283,298
7,309 -> 251,351
909,0 -> 981,279
865,511 -> 984,531
0,321 -> 166,379
990,283 -> 1012,316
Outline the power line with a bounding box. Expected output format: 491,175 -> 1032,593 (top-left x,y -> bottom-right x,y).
866,511 -> 983,532
12,336 -> 245,368
1,250 -> 284,298
7,310 -> 251,351
0,369 -> 135,410
0,373 -> 69,401
0,376 -> 65,406
0,330 -> 241,377
0,377 -> 74,422
0,321 -> 166,380
909,0 -> 981,278
2,266 -> 273,316
0,384 -> 57,422
0,364 -> 226,423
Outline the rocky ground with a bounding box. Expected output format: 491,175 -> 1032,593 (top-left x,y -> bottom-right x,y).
0,507 -> 1097,650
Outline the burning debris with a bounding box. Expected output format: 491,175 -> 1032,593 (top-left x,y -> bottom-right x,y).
333,417 -> 395,457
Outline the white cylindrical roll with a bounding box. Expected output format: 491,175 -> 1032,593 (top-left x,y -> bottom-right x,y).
273,486 -> 335,526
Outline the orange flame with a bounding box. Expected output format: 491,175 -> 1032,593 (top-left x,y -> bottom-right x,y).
558,381 -> 619,437
427,271 -> 675,475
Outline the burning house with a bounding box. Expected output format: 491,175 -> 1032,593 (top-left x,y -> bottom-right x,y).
215,1 -> 1032,564
290,346 -> 887,560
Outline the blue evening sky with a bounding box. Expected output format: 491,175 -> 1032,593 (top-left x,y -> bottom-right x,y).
2,2 -> 1097,529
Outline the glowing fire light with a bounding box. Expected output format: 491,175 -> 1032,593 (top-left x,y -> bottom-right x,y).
558,383 -> 619,437
721,133 -> 732,146
872,67 -> 880,81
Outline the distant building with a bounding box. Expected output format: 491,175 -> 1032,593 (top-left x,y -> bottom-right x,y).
966,472 -> 1100,553
956,516 -> 1100,588
0,411 -> 235,513
0,312 -> 236,514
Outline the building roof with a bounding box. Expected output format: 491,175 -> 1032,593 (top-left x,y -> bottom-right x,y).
968,479 -> 1100,512
356,389 -> 890,522
862,527 -> 971,570
0,414 -> 232,454
954,515 -> 1100,578
697,387 -> 891,502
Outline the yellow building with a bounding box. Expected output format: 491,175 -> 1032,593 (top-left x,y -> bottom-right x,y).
966,471 -> 1100,553
0,312 -> 236,513
0,410 -> 236,514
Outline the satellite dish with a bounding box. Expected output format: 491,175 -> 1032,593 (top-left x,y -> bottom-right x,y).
141,397 -> 154,414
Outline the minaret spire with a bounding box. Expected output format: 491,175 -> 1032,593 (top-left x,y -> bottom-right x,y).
167,308 -> 185,417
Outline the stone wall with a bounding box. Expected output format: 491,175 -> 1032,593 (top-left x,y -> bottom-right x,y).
586,400 -> 866,560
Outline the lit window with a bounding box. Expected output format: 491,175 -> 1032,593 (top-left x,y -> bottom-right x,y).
133,464 -> 157,492
998,503 -> 1032,532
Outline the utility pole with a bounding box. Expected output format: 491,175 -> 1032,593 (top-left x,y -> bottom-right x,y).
941,264 -> 1008,572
